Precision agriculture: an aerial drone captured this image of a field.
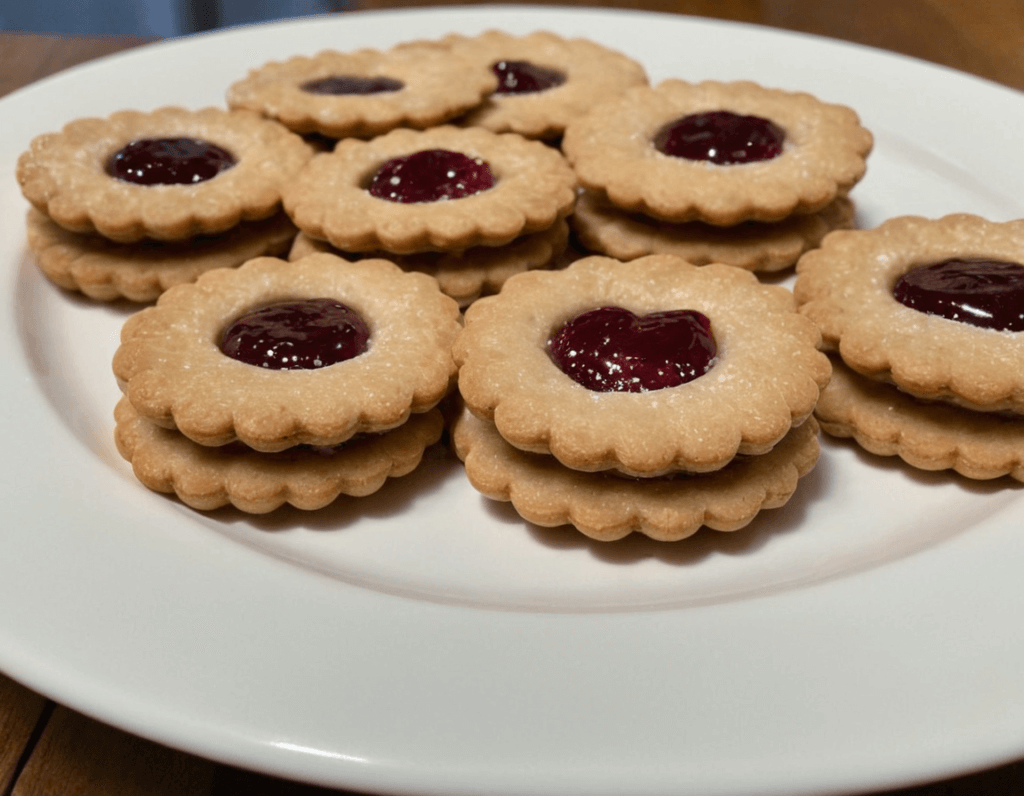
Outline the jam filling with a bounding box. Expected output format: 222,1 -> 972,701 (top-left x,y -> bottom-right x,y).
107,137 -> 236,185
367,149 -> 495,203
893,258 -> 1024,331
491,60 -> 566,94
548,306 -> 717,393
301,75 -> 405,95
654,111 -> 785,165
220,298 -> 370,370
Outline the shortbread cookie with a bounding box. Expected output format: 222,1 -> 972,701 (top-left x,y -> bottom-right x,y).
17,106 -> 314,243
815,357 -> 1024,481
562,79 -> 872,226
113,253 -> 461,451
115,397 -> 445,512
452,406 -> 820,541
288,219 -> 569,306
795,214 -> 1024,414
571,190 -> 855,272
283,125 -> 577,254
26,208 -> 296,302
226,42 -> 498,139
454,254 -> 830,476
442,30 -> 648,140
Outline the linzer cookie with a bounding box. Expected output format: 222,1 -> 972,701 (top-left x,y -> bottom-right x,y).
442,30 -> 648,140
226,41 -> 498,140
452,254 -> 828,541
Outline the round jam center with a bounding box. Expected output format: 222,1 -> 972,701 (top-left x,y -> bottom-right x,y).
107,137 -> 235,185
491,60 -> 566,94
893,258 -> 1024,331
367,149 -> 495,203
654,111 -> 785,165
548,306 -> 717,393
220,298 -> 370,370
301,75 -> 404,95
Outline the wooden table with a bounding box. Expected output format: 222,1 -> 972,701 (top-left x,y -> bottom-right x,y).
4,2 -> 1024,793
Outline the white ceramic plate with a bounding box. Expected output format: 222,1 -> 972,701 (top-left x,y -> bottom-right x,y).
4,7 -> 1024,795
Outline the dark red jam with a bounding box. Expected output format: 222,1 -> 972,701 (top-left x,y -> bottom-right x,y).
367,149 -> 494,203
491,60 -> 566,94
893,258 -> 1024,331
548,306 -> 717,392
654,111 -> 785,165
107,137 -> 235,185
220,298 -> 370,370
301,75 -> 404,95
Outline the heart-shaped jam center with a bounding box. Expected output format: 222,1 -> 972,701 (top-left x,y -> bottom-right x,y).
220,298 -> 370,370
367,149 -> 495,203
301,75 -> 405,95
491,60 -> 566,94
107,137 -> 235,185
548,306 -> 717,393
893,258 -> 1024,331
654,111 -> 785,165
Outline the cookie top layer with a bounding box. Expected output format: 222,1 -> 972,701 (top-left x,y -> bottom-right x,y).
443,30 -> 648,140
561,79 -> 873,226
17,106 -> 314,242
226,42 -> 498,139
113,253 -> 461,451
283,124 -> 577,254
795,213 -> 1024,413
454,254 -> 830,476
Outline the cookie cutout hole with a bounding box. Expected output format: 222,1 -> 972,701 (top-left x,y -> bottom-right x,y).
220,298 -> 370,370
547,306 -> 717,392
300,75 -> 405,95
366,149 -> 495,203
491,60 -> 566,95
893,258 -> 1024,331
653,111 -> 785,165
107,137 -> 236,185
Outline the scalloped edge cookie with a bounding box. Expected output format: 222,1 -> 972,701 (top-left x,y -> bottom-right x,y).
283,124 -> 577,254
442,30 -> 648,140
795,213 -> 1024,414
26,208 -> 297,302
17,106 -> 314,243
113,253 -> 461,451
452,406 -> 820,541
561,79 -> 873,226
226,42 -> 498,139
454,254 -> 830,476
115,396 -> 445,512
570,190 -> 855,272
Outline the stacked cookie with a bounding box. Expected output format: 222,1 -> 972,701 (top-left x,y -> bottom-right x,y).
16,106 -> 312,301
452,254 -> 830,541
562,79 -> 872,273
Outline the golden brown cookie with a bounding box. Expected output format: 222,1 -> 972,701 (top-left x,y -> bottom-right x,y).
226,42 -> 498,139
283,124 -> 577,254
454,254 -> 830,476
561,79 -> 872,226
26,208 -> 296,302
17,106 -> 314,243
442,30 -> 648,140
795,214 -> 1024,414
113,253 -> 461,451
570,190 -> 855,272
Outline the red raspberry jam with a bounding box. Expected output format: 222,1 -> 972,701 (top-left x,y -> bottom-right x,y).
548,306 -> 717,392
654,111 -> 785,165
107,137 -> 235,185
893,258 -> 1024,331
368,149 -> 495,203
491,60 -> 566,94
220,298 -> 370,370
301,75 -> 404,95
